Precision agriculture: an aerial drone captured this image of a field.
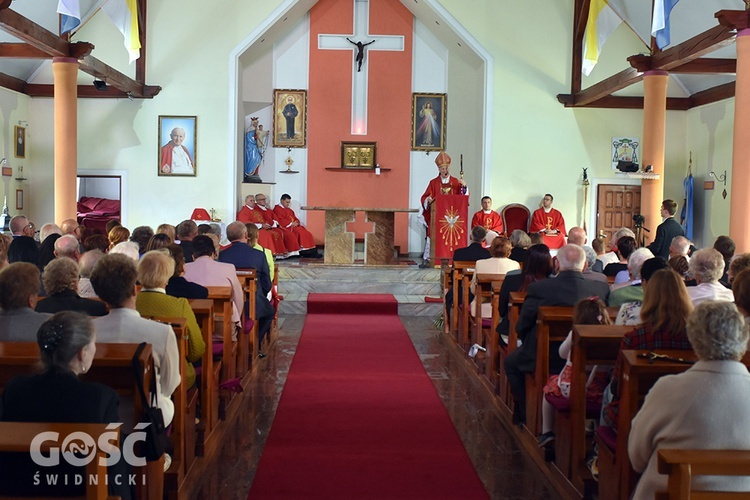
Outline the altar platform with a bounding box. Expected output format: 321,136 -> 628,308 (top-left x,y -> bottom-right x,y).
277,255 -> 442,317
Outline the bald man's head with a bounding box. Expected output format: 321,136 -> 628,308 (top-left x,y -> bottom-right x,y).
567,227 -> 586,246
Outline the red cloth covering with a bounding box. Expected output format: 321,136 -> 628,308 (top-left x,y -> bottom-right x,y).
470,210 -> 503,234
530,207 -> 567,249
236,205 -> 285,254
431,194 -> 469,260
255,206 -> 299,252
273,204 -> 316,249
421,175 -> 463,236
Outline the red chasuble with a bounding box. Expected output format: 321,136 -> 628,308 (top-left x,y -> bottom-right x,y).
254,206 -> 300,252
420,175 -> 463,236
273,205 -> 316,249
470,210 -> 504,234
530,207 -> 567,249
236,205 -> 285,254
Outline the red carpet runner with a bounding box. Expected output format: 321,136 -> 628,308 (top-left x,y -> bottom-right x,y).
249,293 -> 488,499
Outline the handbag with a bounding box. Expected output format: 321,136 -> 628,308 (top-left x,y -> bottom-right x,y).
132,342 -> 169,461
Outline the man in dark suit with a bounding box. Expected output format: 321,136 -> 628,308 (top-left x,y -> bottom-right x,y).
646,199 -> 684,261
445,226 -> 492,318
504,244 -> 609,425
218,221 -> 274,350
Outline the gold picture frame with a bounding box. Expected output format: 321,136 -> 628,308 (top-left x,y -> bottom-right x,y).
341,141 -> 377,169
273,89 -> 307,148
411,93 -> 446,151
158,115 -> 197,176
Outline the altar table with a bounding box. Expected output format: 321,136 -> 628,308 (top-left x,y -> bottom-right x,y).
302,206 -> 417,265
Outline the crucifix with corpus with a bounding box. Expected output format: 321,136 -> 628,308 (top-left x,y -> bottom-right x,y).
318,0 -> 404,135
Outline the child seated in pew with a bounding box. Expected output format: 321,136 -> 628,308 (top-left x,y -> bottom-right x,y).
0,311 -> 132,499
539,297 -> 611,448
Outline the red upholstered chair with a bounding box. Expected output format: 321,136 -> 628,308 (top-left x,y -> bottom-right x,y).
501,203 -> 530,234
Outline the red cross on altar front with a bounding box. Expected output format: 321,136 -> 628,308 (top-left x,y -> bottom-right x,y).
318,0 -> 405,135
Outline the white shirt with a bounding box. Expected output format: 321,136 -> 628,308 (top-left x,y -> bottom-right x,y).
687,281 -> 734,306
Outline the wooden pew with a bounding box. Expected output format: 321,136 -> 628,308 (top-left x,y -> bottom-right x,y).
0,342 -> 163,500
525,306 -> 573,438
0,422 -> 118,500
471,273 -> 505,385
593,349 -> 697,500
563,324 -> 629,495
656,449 -> 750,500
450,261 -> 475,343
205,286 -> 235,383
235,268 -> 258,376
459,267 -> 478,349
490,280 -> 503,394
441,261 -> 453,335
147,317 -> 197,498
499,291 -> 525,406
188,298 -> 219,446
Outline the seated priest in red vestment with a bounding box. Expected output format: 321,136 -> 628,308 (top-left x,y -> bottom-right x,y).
420,151 -> 468,265
254,193 -> 300,257
470,196 -> 504,245
236,194 -> 287,257
529,193 -> 567,249
272,194 -> 321,258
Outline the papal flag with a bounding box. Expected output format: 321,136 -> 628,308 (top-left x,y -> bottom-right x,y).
102,0 -> 141,63
582,0 -> 624,76
57,0 -> 81,35
652,0 -> 680,50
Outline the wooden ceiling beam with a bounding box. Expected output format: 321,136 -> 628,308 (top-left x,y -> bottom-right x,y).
79,54 -> 160,98
689,81 -> 735,108
0,71 -> 27,94
25,84 -> 136,98
557,67 -> 642,107
0,8 -> 93,58
0,43 -> 50,58
0,5 -> 160,98
571,0 -> 590,95
670,58 -> 736,74
558,94 -> 691,110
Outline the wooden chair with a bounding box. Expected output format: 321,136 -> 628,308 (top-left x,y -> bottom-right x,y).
0,422 -> 118,500
656,449 -> 750,500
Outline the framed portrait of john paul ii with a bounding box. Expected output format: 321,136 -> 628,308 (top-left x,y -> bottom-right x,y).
159,116 -> 197,176
272,89 -> 307,148
411,93 -> 446,152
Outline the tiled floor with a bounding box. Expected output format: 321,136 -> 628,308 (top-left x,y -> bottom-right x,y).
192,314 -> 561,499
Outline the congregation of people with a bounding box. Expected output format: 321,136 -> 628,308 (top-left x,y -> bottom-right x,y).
448,195 -> 750,497
0,195 -> 302,497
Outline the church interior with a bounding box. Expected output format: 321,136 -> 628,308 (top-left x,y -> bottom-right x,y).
1,0 -> 749,498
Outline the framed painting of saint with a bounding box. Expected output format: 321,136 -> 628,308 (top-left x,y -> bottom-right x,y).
273,89 -> 307,148
411,93 -> 446,152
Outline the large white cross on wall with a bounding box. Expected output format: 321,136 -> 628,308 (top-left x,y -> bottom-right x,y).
318,0 -> 405,135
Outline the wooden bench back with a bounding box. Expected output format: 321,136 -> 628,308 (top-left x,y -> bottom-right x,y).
656,449 -> 750,500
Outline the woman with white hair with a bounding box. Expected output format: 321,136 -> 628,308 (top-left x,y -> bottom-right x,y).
629,301 -> 750,499
608,247 -> 654,307
687,248 -> 735,306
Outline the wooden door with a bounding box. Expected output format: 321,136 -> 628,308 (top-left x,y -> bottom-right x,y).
596,184 -> 641,242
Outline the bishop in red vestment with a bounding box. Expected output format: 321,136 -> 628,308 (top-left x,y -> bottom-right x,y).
529,193 -> 567,249
237,195 -> 286,255
470,196 -> 504,244
420,151 -> 467,237
272,194 -> 316,250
